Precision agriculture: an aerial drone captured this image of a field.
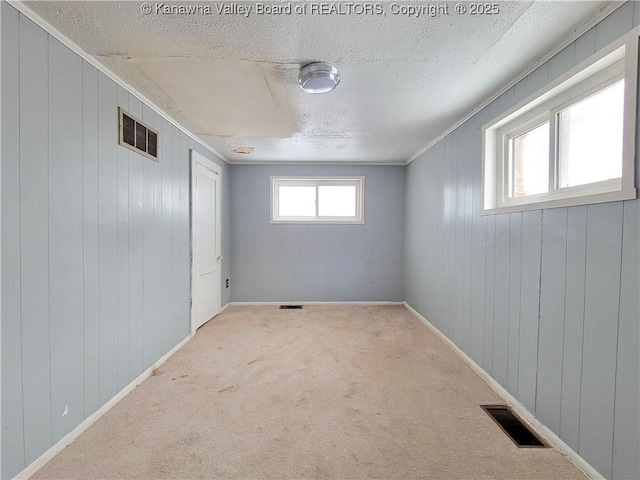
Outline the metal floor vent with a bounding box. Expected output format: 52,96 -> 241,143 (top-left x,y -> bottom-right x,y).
481,405 -> 547,448
279,305 -> 303,309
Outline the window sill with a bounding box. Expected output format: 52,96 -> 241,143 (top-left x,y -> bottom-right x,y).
482,187 -> 636,215
270,220 -> 366,225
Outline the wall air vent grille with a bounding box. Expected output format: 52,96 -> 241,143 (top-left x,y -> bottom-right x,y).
119,107 -> 159,161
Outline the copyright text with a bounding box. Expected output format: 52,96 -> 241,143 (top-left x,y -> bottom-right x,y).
140,2 -> 501,17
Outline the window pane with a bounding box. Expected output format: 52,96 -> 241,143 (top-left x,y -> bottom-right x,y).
279,186 -> 316,217
558,80 -> 624,188
318,186 -> 356,217
511,122 -> 549,198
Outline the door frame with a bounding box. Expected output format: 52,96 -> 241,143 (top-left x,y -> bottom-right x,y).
190,149 -> 223,336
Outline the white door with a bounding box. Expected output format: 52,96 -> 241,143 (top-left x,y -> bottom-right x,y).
191,150 -> 222,334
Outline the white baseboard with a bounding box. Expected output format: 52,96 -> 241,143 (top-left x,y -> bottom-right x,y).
228,301 -> 405,306
403,302 -> 604,480
15,335 -> 192,480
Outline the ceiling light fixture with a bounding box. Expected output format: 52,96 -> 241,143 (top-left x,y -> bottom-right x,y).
298,62 -> 340,94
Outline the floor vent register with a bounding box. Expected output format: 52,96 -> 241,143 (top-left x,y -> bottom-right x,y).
481,405 -> 547,448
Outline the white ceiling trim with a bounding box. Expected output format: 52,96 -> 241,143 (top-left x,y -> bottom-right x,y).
227,160 -> 406,166
8,0 -> 231,164
406,0 -> 626,165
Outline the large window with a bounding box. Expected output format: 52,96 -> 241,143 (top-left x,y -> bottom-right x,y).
482,32 -> 638,213
271,177 -> 364,224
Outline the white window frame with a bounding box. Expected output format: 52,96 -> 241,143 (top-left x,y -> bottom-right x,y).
482,29 -> 639,214
270,176 -> 365,224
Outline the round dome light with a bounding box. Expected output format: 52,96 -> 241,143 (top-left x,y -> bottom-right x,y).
298,62 -> 340,94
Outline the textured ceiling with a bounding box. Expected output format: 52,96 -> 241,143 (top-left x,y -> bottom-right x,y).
24,1 -> 614,163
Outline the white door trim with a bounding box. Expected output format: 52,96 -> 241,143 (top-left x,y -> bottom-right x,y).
190,150 -> 223,336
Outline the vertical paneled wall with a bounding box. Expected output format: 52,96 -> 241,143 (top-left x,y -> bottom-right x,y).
230,164 -> 405,302
0,5 -> 230,478
404,4 -> 639,479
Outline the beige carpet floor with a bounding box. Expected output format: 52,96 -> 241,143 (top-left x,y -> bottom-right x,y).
33,305 -> 587,479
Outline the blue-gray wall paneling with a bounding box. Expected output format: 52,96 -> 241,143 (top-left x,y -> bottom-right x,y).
48,35 -> 85,443
82,61 -> 101,419
1,4 -> 26,477
19,15 -> 54,464
580,203 -> 623,478
612,200 -> 640,479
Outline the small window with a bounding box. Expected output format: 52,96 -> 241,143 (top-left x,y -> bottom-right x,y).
270,177 -> 364,224
482,32 -> 638,213
119,108 -> 159,161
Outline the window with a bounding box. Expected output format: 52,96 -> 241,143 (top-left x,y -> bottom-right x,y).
482,32 -> 638,213
119,107 -> 159,161
271,177 -> 364,224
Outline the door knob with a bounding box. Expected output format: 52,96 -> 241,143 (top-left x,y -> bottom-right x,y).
217,255 -> 223,261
